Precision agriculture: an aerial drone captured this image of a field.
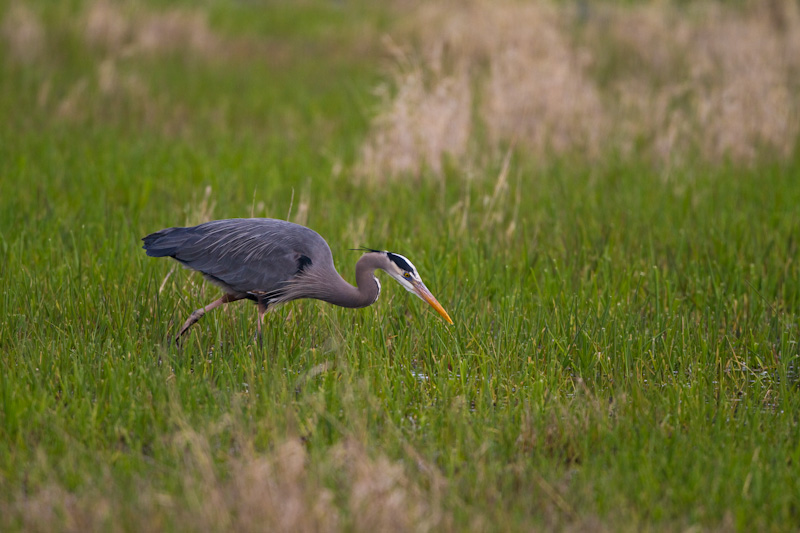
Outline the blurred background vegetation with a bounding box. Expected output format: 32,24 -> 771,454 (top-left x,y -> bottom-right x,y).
2,1 -> 800,531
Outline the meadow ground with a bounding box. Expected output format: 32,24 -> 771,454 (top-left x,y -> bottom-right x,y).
2,1 -> 800,531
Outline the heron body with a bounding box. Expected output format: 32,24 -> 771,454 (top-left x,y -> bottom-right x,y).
142,218 -> 453,344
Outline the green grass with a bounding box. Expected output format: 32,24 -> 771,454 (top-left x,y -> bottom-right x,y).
2,1 -> 800,531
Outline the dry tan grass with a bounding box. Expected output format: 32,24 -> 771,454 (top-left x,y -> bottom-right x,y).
690,6 -> 798,161
83,0 -> 219,58
357,0 -> 800,179
358,37 -> 472,179
357,0 -> 609,180
1,3 -> 45,64
5,1 -> 229,134
76,1 -> 221,131
2,429 -> 451,533
3,1 -> 221,65
84,0 -> 129,52
603,1 -> 800,164
171,429 -> 341,533
333,438 -> 449,532
460,3 -> 608,159
52,57 -> 191,137
134,8 -> 219,57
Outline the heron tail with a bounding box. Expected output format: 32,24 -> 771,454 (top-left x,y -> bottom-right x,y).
142,227 -> 189,257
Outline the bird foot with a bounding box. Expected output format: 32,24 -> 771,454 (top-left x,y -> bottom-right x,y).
175,309 -> 205,346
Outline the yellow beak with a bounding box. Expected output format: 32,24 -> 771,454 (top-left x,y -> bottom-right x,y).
413,281 -> 454,324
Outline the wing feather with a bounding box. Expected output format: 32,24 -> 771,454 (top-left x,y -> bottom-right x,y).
142,218 -> 333,296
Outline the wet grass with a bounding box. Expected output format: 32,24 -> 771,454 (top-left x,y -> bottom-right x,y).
2,1 -> 800,531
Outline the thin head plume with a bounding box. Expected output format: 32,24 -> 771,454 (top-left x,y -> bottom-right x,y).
350,246 -> 384,253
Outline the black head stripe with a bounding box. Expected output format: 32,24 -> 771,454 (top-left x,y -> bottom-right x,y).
386,252 -> 413,273
295,254 -> 312,275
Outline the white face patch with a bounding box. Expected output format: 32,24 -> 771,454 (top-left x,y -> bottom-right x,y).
385,252 -> 421,283
372,276 -> 381,304
383,251 -> 426,299
389,252 -> 419,277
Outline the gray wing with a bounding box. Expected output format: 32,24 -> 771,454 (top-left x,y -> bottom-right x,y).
143,218 -> 333,296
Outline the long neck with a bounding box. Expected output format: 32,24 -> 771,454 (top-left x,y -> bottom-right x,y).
318,253 -> 384,309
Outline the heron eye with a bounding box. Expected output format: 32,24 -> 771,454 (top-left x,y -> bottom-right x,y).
403,272 -> 412,278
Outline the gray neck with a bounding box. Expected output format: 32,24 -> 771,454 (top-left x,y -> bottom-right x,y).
319,252 -> 385,309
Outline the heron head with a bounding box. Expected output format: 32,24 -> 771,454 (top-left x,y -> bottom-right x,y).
381,251 -> 454,324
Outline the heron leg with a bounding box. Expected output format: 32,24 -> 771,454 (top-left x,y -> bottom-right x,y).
176,293 -> 242,346
255,300 -> 268,348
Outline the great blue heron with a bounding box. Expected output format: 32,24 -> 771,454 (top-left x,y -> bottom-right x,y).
142,218 -> 453,344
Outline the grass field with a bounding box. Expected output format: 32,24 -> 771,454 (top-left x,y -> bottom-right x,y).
2,0 -> 800,531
